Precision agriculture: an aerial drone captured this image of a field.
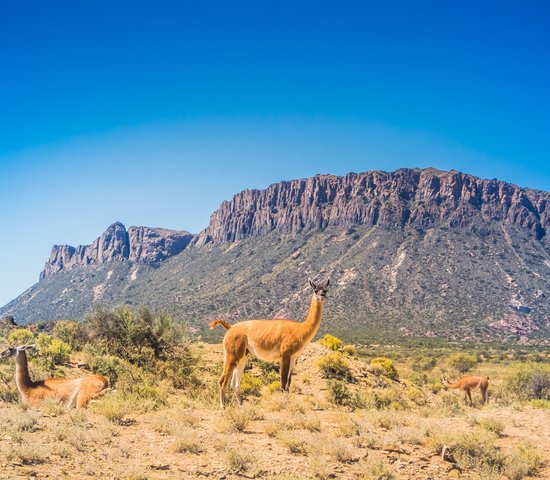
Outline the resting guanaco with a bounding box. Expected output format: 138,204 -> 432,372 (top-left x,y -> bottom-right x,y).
211,278 -> 330,407
442,375 -> 489,405
1,344 -> 109,408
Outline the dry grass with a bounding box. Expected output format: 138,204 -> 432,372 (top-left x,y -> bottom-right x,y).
226,448 -> 259,474
6,444 -> 49,465
309,455 -> 332,479
174,430 -> 204,454
503,442 -> 543,480
217,406 -> 258,433
278,432 -> 309,455
293,412 -> 322,432
0,342 -> 548,480
41,398 -> 66,416
327,439 -> 357,463
89,393 -> 134,424
334,413 -> 362,437
359,457 -> 396,480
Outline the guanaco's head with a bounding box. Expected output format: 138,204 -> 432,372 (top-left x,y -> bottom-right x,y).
0,344 -> 35,360
309,278 -> 330,302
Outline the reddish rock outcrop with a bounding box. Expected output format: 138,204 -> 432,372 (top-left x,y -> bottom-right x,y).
196,168 -> 549,244
40,222 -> 194,279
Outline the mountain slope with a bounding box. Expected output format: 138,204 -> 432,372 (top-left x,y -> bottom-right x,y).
2,168 -> 549,344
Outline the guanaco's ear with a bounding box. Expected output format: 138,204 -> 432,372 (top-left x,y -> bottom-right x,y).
0,348 -> 12,359
323,278 -> 330,288
17,344 -> 36,351
308,278 -> 316,290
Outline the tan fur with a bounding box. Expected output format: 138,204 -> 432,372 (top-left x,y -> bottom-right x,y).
442,375 -> 489,405
209,319 -> 232,330
12,348 -> 109,408
212,280 -> 328,408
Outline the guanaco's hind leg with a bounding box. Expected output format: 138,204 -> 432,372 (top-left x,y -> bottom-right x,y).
219,361 -> 237,408
280,356 -> 292,392
219,335 -> 248,408
232,356 -> 247,405
480,385 -> 488,404
286,358 -> 296,389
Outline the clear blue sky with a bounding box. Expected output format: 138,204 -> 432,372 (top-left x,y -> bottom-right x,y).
1,1 -> 549,309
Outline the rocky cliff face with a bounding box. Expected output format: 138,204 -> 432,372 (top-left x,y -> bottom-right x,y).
40,222 -> 194,279
197,168 -> 550,244
4,168 -> 550,344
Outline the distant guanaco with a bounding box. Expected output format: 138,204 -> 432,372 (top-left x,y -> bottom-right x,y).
442,375 -> 489,405
1,344 -> 109,408
210,278 -> 330,407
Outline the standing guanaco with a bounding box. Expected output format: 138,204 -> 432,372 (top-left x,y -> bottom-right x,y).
211,278 -> 330,407
442,375 -> 489,405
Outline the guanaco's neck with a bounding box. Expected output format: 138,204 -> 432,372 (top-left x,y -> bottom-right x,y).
15,351 -> 34,394
302,294 -> 325,340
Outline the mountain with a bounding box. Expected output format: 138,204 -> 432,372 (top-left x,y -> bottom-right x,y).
40,223 -> 194,279
2,167 -> 549,344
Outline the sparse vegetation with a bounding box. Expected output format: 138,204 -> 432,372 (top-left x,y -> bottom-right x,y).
318,352 -> 353,380
318,334 -> 344,351
447,352 -> 478,373
0,316 -> 549,480
369,357 -> 399,380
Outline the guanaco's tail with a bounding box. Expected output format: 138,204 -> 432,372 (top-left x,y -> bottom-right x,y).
209,319 -> 232,330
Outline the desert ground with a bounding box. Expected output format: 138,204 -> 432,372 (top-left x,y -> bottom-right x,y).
1,335 -> 549,480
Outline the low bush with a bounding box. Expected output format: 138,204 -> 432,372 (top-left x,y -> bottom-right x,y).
446,430 -> 503,471
503,442 -> 543,480
505,363 -> 550,400
226,449 -> 258,474
318,352 -> 353,381
318,334 -> 344,351
240,372 -> 262,397
342,344 -> 356,356
52,321 -> 88,351
447,352 -> 477,374
174,431 -> 203,454
7,328 -> 35,346
326,380 -> 351,406
36,334 -> 71,374
370,358 -> 399,380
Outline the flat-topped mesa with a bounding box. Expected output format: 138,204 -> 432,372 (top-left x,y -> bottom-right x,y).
196,168 -> 550,245
40,222 -> 194,279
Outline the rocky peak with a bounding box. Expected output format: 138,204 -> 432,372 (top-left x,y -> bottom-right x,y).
196,168 -> 550,245
40,222 -> 194,279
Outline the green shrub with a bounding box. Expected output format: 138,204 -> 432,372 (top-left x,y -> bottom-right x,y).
447,430 -> 503,470
156,345 -> 199,389
7,328 -> 34,346
528,399 -> 550,409
342,345 -> 356,356
505,363 -> 550,400
318,334 -> 344,351
52,321 -> 88,350
86,305 -> 188,368
90,355 -> 124,385
240,372 -> 262,397
36,334 -> 71,373
327,380 -> 351,406
0,363 -> 18,402
447,352 -> 477,374
503,442 -> 542,480
370,358 -> 399,380
266,380 -> 281,393
411,357 -> 437,372
318,352 -> 353,381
